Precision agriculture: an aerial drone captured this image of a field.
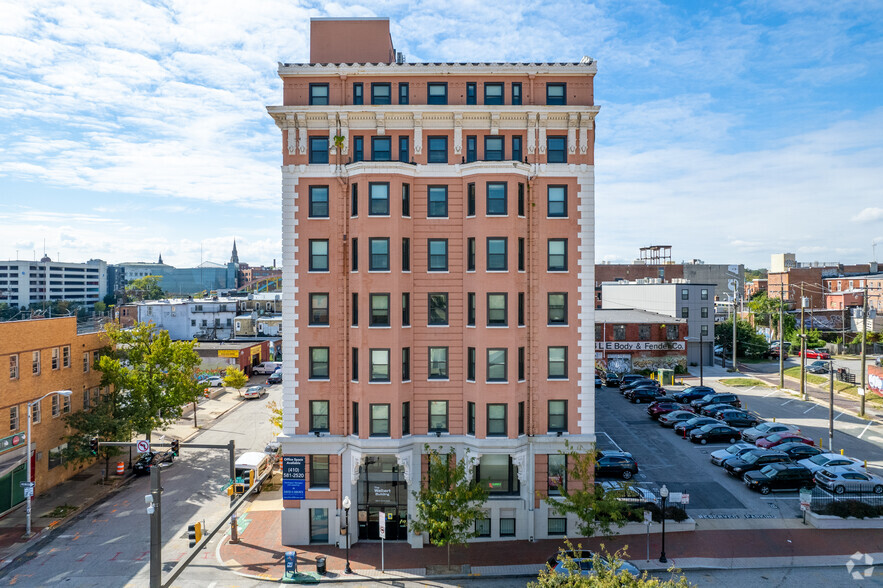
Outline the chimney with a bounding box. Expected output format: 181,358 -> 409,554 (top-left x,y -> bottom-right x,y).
310,18 -> 396,64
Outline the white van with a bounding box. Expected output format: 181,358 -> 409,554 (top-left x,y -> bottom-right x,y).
232,451 -> 274,495
253,361 -> 282,375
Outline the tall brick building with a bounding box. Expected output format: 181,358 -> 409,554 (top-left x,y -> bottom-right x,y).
268,18 -> 599,547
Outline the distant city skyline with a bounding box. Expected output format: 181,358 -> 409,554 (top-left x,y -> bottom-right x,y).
1,1 -> 881,269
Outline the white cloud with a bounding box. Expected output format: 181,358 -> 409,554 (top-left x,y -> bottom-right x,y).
852,208 -> 883,223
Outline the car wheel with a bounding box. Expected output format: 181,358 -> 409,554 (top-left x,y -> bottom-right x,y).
834,485 -> 846,495
874,485 -> 883,495
635,398 -> 642,404
729,438 -> 737,444
700,438 -> 707,445
759,485 -> 771,495
622,470 -> 633,480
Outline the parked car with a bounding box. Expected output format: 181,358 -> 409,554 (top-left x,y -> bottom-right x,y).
595,376 -> 603,388
658,410 -> 696,427
742,422 -> 799,444
710,442 -> 757,466
714,345 -> 725,357
691,393 -> 741,411
800,348 -> 831,360
618,374 -> 646,389
814,466 -> 883,495
669,386 -> 716,404
620,378 -> 659,395
674,417 -> 723,436
597,481 -> 659,507
689,424 -> 742,445
203,376 -> 224,387
253,361 -> 283,375
646,401 -> 689,420
133,450 -> 174,476
771,442 -> 823,461
806,360 -> 830,374
743,463 -> 815,494
604,373 -> 621,387
700,402 -> 742,417
628,387 -> 666,404
595,451 -> 639,480
546,551 -> 641,579
267,372 -> 283,385
715,410 -> 763,429
243,385 -> 265,400
765,347 -> 788,360
724,450 -> 791,478
755,432 -> 814,449
797,453 -> 864,474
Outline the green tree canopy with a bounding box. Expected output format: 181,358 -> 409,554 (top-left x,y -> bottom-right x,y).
223,366 -> 249,397
125,275 -> 165,301
714,319 -> 771,359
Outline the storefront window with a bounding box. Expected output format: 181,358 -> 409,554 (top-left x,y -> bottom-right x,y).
476,454 -> 519,496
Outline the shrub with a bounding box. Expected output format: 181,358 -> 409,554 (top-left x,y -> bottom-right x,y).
643,504 -> 688,523
819,500 -> 881,519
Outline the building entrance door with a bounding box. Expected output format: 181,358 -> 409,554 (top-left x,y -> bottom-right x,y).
357,455 -> 408,540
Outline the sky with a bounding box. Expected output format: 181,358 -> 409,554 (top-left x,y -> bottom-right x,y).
1,0 -> 881,270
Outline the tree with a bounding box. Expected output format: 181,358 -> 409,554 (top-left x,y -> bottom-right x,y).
62,386 -> 132,478
97,322 -> 202,440
94,301 -> 107,313
223,366 -> 249,397
542,443 -> 635,538
714,319 -> 771,359
410,445 -> 489,568
125,275 -> 164,301
267,400 -> 283,433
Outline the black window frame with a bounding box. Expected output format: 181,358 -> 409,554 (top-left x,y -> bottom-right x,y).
512,135 -> 523,162
428,239 -> 448,272
371,136 -> 392,161
547,239 -> 567,271
309,83 -> 329,106
351,237 -> 358,271
467,183 -> 476,216
476,455 -> 520,496
402,348 -> 411,381
308,185 -> 329,218
368,182 -> 390,215
368,238 -> 390,271
402,237 -> 410,271
353,135 -> 364,162
427,136 -> 448,163
487,237 -> 508,271
310,454 -> 330,487
369,403 -> 391,436
484,82 -> 504,105
547,185 -> 567,217
548,347 -> 567,380
548,399 -> 567,432
484,136 -> 504,161
486,349 -> 508,384
369,349 -> 391,383
369,293 -> 390,327
487,403 -> 507,436
467,401 -> 476,434
402,293 -> 410,326
548,453 -> 567,495
518,348 -> 525,381
352,402 -> 359,435
427,82 -> 448,105
309,136 -> 329,164
518,237 -> 525,271
467,347 -> 476,382
350,183 -> 358,216
486,182 -> 507,215
546,135 -> 567,163
548,517 -> 567,536
428,347 -> 449,380
309,347 -> 330,380
309,239 -> 329,272
351,292 -> 358,326
429,399 -> 449,432
466,82 -> 477,105
548,292 -> 567,325
518,292 -> 525,326
399,82 -> 409,105
399,136 -> 410,163
487,292 -> 507,326
402,183 -> 411,216
517,183 -> 525,216
467,292 -> 476,326
352,82 -> 363,105
309,293 -> 329,326
467,237 -> 476,271
310,399 -> 330,432
351,347 -> 358,381
511,82 -> 522,105
371,82 -> 391,105
428,292 -> 449,326
427,185 -> 448,218
466,135 -> 477,163
546,82 -> 566,105
402,401 -> 410,434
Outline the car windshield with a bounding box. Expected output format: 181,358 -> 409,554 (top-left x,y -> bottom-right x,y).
685,418 -> 703,425
726,445 -> 744,455
765,434 -> 783,443
700,394 -> 714,401
759,465 -> 777,476
699,424 -> 715,432
744,452 -> 762,464
808,454 -> 829,465
756,423 -> 773,432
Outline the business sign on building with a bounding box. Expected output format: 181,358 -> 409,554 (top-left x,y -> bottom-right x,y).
218,349 -> 239,358
0,432 -> 26,456
595,341 -> 686,352
282,455 -> 305,500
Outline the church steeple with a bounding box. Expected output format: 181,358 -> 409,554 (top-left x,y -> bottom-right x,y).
230,240 -> 240,265
158,252 -> 163,264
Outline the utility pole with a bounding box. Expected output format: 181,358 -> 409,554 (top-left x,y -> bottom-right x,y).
732,292 -> 738,372
150,465 -> 162,588
229,439 -> 239,543
800,284 -> 806,400
779,281 -> 785,389
828,360 -> 834,452
860,283 -> 868,417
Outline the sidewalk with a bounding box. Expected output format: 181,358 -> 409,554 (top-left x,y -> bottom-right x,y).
0,383 -> 250,571
218,495 -> 883,582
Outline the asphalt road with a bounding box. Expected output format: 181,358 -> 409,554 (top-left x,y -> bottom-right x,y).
0,384 -> 281,587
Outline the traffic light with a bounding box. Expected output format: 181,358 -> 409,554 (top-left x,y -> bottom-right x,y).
89,438 -> 99,456
171,440 -> 179,457
188,521 -> 202,548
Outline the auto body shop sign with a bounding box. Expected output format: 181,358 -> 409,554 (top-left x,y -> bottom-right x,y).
596,341 -> 685,351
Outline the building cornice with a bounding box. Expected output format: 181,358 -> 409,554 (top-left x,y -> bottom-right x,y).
278,62 -> 597,77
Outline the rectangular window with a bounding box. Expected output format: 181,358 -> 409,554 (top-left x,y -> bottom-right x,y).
309,240 -> 329,272
487,237 -> 508,271
9,355 -> 18,380
83,351 -> 88,373
548,347 -> 567,379
402,401 -> 410,434
353,82 -> 363,105
681,307 -> 689,318
613,325 -> 626,340
546,82 -> 566,105
371,82 -> 391,105
517,183 -> 525,216
32,401 -> 41,424
353,136 -> 364,162
351,347 -> 358,381
466,135 -> 477,163
9,407 -> 18,431
402,348 -> 410,381
467,401 -> 476,434
681,288 -> 689,300
549,454 -> 567,495
428,293 -> 448,325
51,348 -> 59,370
512,82 -> 522,105
310,293 -> 329,325
486,182 -> 507,214
518,238 -> 525,271
667,325 -> 679,340
484,136 -> 504,161
369,182 -> 390,215
487,293 -> 507,326
351,183 -> 358,216
547,136 -> 566,163
548,517 -> 567,536
309,185 -> 329,218
399,136 -> 410,163
369,238 -> 390,271
310,455 -> 329,488
83,389 -> 91,410
427,185 -> 448,217
428,239 -> 448,271
48,444 -> 66,469
428,347 -> 449,380
402,184 -> 411,216
547,185 -> 567,217
52,395 -> 60,418
701,324 -> 709,337
500,518 -> 516,536
477,455 -> 519,495
548,400 -> 567,432
352,402 -> 359,435
402,293 -> 410,327
701,307 -> 709,318
548,293 -> 567,325
467,347 -> 476,381
369,293 -> 390,326
351,238 -> 358,271
352,292 -> 359,326
309,348 -> 330,380
309,136 -> 329,164
33,351 -> 41,375
399,82 -> 409,105
701,288 -> 709,300
370,404 -> 390,436
371,137 -> 392,161
484,82 -> 503,105
467,292 -> 476,326
427,82 -> 447,105
464,238 -> 475,273
638,324 -> 651,340
512,136 -> 523,162
547,239 -> 567,271
466,82 -> 477,105
309,508 -> 329,544
429,400 -> 448,431
467,183 -> 476,216
402,238 -> 410,271
487,349 -> 507,383
309,83 -> 329,105
428,136 -> 448,163
310,400 -> 329,432
487,403 -> 507,436
518,347 -> 525,381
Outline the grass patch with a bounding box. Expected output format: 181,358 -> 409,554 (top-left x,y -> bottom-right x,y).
43,504 -> 78,518
720,378 -> 770,387
781,367 -> 883,409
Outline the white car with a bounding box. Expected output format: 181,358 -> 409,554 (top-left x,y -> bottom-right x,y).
243,386 -> 265,400
204,376 -> 224,387
797,453 -> 864,474
741,422 -> 799,444
814,466 -> 883,495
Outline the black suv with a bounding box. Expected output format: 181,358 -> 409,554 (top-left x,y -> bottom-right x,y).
604,373 -> 621,387
670,386 -> 716,404
691,393 -> 741,411
133,451 -> 174,476
618,374 -> 648,390
743,463 -> 815,494
724,450 -> 790,478
595,451 -> 639,480
628,387 -> 667,404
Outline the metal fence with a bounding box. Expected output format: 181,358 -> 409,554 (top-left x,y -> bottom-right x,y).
809,487 -> 883,516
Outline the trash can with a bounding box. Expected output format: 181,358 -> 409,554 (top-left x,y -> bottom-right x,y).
316,556 -> 326,575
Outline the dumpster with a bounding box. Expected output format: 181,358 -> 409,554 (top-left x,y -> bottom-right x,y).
657,368 -> 674,386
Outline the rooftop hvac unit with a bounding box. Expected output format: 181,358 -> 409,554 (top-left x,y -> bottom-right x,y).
396,51 -> 404,64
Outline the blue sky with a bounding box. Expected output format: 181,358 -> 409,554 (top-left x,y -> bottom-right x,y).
1,0 -> 881,269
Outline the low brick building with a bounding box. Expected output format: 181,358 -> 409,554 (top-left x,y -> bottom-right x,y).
595,309 -> 688,374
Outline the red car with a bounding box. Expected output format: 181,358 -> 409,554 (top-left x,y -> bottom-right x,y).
647,401 -> 691,420
756,432 -> 815,449
799,348 -> 831,360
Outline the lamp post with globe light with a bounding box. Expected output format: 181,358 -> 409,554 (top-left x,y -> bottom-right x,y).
658,484 -> 669,563
342,495 -> 352,573
25,390 -> 73,538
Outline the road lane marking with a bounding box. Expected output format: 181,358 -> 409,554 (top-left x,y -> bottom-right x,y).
859,421 -> 874,439
781,399 -> 796,406
803,405 -> 816,414
834,412 -> 845,421
764,390 -> 779,398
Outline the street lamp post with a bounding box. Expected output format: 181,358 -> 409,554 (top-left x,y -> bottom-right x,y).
342,495 -> 352,574
699,332 -> 704,386
658,484 -> 669,564
25,390 -> 73,538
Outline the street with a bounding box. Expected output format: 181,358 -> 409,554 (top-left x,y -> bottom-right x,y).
0,384 -> 281,587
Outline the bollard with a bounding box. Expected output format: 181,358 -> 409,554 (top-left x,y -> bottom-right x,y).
865,460 -> 868,468
772,417 -> 776,422
840,448 -> 844,455
819,438 -> 823,449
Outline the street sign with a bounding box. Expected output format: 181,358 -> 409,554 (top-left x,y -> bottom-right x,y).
643,510 -> 652,525
799,488 -> 812,512
681,493 -> 690,505
668,492 -> 683,503
378,511 -> 386,539
282,456 -> 305,500
19,481 -> 34,488
24,487 -> 33,498
136,440 -> 150,453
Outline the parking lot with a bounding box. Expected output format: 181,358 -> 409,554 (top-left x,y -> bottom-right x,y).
596,377 -> 883,521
